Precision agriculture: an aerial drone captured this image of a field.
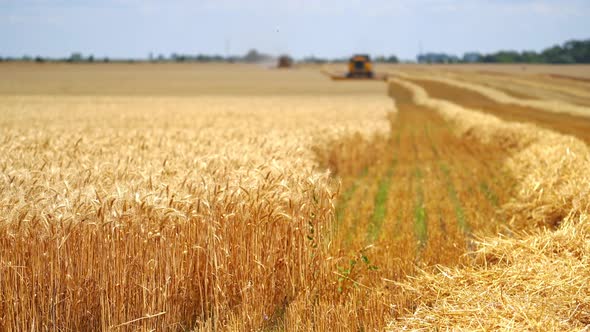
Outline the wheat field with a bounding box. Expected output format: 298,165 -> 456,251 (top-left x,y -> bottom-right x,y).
1,62 -> 589,331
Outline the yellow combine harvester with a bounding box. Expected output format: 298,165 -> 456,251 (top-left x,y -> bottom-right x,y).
346,54 -> 373,78
328,54 -> 387,81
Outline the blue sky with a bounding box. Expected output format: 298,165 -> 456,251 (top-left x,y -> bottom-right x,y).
1,0 -> 589,60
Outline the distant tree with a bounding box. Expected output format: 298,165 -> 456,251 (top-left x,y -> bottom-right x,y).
171,53 -> 188,62
548,39 -> 590,63
418,53 -> 459,64
68,52 -> 83,62
244,49 -> 260,62
375,55 -> 399,63
563,39 -> 590,62
520,51 -> 542,63
427,39 -> 589,64
243,49 -> 271,63
542,45 -> 568,63
22,55 -> 33,61
384,55 -> 399,63
493,51 -> 522,63
206,54 -> 224,62
87,55 -> 94,62
226,55 -> 239,63
34,56 -> 45,63
302,55 -> 327,64
462,52 -> 481,63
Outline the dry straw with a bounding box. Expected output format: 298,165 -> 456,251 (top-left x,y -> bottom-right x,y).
446,71 -> 590,106
387,75 -> 590,330
395,71 -> 590,118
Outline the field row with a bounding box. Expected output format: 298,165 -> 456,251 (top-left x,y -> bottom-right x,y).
311,80 -> 516,329
384,72 -> 590,330
410,77 -> 590,144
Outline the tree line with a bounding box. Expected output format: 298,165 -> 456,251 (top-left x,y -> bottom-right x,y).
0,50 -> 400,64
2,39 -> 588,64
418,39 -> 590,64
0,49 -> 274,64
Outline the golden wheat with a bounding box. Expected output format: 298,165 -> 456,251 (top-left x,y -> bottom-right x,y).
0,93 -> 392,330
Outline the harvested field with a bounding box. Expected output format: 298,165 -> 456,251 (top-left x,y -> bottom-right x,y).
1,63 -> 590,330
445,71 -> 590,107
334,80 -> 514,272
386,73 -> 590,331
386,63 -> 590,79
408,78 -> 590,144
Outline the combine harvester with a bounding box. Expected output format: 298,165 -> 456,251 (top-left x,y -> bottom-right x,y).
328,54 -> 388,81
277,55 -> 293,68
